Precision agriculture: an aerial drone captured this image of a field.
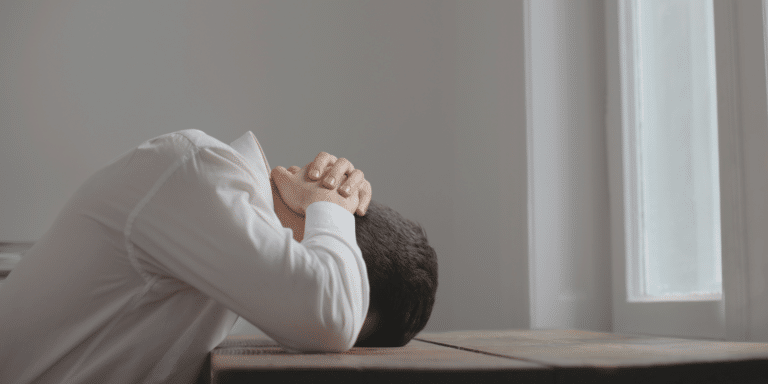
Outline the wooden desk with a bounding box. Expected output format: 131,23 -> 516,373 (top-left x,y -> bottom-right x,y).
205,330 -> 768,383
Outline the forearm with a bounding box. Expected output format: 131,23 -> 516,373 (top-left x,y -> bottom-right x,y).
259,202 -> 369,352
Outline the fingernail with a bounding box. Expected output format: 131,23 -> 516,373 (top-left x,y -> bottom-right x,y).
326,177 -> 335,187
311,170 -> 320,179
341,186 -> 350,195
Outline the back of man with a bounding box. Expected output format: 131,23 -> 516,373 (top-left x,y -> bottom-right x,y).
0,130 -> 369,383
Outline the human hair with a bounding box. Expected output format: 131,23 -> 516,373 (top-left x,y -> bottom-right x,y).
352,200 -> 438,347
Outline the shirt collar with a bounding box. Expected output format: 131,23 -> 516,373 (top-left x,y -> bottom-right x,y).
229,131 -> 272,176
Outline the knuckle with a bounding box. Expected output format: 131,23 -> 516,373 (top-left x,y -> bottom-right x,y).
336,157 -> 350,168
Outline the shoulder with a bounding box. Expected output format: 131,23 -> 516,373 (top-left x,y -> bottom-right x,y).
173,129 -> 226,148
135,129 -> 236,164
163,129 -> 231,152
157,130 -> 268,188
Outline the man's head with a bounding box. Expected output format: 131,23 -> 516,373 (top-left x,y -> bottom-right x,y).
353,200 -> 438,347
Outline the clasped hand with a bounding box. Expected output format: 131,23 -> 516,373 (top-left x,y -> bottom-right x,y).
271,152 -> 372,216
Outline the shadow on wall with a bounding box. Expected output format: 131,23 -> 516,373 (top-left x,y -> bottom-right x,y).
0,242 -> 32,287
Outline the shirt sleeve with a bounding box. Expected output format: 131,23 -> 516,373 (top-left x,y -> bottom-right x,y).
127,143 -> 369,353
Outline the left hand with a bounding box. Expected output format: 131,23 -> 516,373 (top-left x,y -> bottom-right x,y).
301,152 -> 372,215
271,159 -> 370,216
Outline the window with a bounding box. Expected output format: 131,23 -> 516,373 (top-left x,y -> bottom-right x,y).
608,0 -> 726,340
624,0 -> 722,302
609,0 -> 768,342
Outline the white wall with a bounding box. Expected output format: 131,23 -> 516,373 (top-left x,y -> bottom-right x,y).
527,0 -> 611,331
0,1 -> 536,332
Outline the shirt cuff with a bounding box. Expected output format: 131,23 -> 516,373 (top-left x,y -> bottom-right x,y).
304,201 -> 356,240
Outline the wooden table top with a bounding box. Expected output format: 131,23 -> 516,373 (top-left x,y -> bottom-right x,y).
204,330 -> 768,384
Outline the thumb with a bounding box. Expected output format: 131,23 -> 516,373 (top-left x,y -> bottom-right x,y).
287,166 -> 301,174
271,166 -> 293,186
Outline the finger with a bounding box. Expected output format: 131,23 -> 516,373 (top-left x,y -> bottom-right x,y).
356,180 -> 372,216
287,166 -> 301,174
323,158 -> 354,189
307,152 -> 338,181
338,169 -> 364,197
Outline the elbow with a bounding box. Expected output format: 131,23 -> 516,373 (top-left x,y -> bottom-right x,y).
280,321 -> 356,353
304,310 -> 359,352
294,298 -> 361,353
312,328 -> 356,353
302,263 -> 365,352
281,246 -> 366,353
271,292 -> 359,353
261,314 -> 358,354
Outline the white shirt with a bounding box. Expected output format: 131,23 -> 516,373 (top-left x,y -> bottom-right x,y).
0,130 -> 369,384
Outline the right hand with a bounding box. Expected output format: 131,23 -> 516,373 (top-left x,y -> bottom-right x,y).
271,156 -> 371,216
304,152 -> 372,216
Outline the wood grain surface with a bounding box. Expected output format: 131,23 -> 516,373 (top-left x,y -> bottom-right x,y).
206,330 -> 768,384
417,330 -> 768,383
417,329 -> 768,367
209,333 -> 550,384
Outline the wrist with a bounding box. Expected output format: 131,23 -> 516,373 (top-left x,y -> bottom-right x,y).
306,191 -> 354,215
305,201 -> 356,234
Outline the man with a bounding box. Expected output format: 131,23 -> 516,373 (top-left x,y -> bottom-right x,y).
0,129 -> 437,383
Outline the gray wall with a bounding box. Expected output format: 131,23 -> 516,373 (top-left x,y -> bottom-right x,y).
0,1 -> 530,332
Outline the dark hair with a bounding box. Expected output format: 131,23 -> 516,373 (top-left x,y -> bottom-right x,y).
353,200 -> 438,347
